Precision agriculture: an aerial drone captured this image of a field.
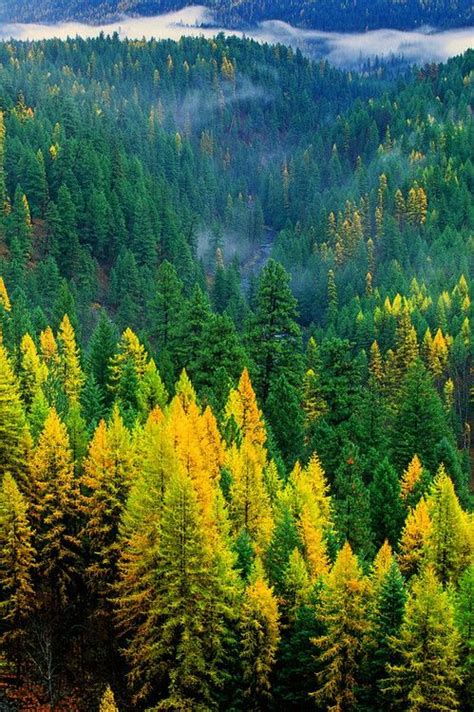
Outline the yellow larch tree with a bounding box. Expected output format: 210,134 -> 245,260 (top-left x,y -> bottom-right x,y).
0,343 -> 28,481
240,559 -> 280,707
225,367 -> 266,449
0,472 -> 36,669
18,333 -> 48,410
108,327 -> 148,394
29,408 -> 81,605
425,465 -> 473,585
398,497 -> 432,578
226,437 -> 274,551
39,325 -> 59,372
400,454 -> 425,504
57,314 -> 85,403
312,542 -> 371,711
0,276 -> 11,312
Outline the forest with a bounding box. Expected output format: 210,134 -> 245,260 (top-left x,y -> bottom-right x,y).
0,30 -> 471,710
1,0 -> 473,31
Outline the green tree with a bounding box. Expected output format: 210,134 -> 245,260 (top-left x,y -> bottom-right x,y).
370,458 -> 404,549
384,566 -> 462,711
246,260 -> 302,401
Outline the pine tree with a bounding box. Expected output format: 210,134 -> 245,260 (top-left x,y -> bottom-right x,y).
7,186 -> 33,262
240,560 -> 280,709
266,374 -> 304,468
0,111 -> 6,211
384,566 -> 461,711
87,311 -> 117,405
334,450 -> 374,560
312,542 -> 370,710
0,472 -> 36,669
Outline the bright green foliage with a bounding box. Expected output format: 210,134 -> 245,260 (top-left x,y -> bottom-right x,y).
392,361 -> 451,473
266,374 -> 305,468
385,566 -> 462,711
334,450 -> 374,560
0,344 -> 28,481
455,564 -> 474,707
425,466 -> 472,585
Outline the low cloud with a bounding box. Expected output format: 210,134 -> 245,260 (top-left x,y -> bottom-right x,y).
0,5 -> 473,68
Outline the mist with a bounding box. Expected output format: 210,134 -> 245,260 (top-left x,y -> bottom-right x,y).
0,5 -> 473,68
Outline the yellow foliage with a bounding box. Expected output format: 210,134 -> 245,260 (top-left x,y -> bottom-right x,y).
400,454 -> 424,501
399,498 -> 431,577
0,277 -> 11,311
225,368 -> 266,449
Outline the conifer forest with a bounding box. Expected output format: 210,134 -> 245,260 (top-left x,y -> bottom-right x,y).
0,6 -> 472,711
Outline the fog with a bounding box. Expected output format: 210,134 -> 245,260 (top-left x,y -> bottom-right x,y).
0,5 -> 473,68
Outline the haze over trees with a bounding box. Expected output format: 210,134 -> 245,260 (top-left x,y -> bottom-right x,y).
1,0 -> 473,30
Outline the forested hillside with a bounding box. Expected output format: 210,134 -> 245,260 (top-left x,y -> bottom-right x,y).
0,33 -> 472,710
1,0 -> 473,30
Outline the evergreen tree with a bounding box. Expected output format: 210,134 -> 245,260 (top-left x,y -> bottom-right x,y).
370,458 -> 404,548
392,360 -> 450,473
266,374 -> 304,469
246,260 -> 302,401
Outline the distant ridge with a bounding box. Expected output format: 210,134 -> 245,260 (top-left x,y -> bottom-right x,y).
0,0 -> 473,32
